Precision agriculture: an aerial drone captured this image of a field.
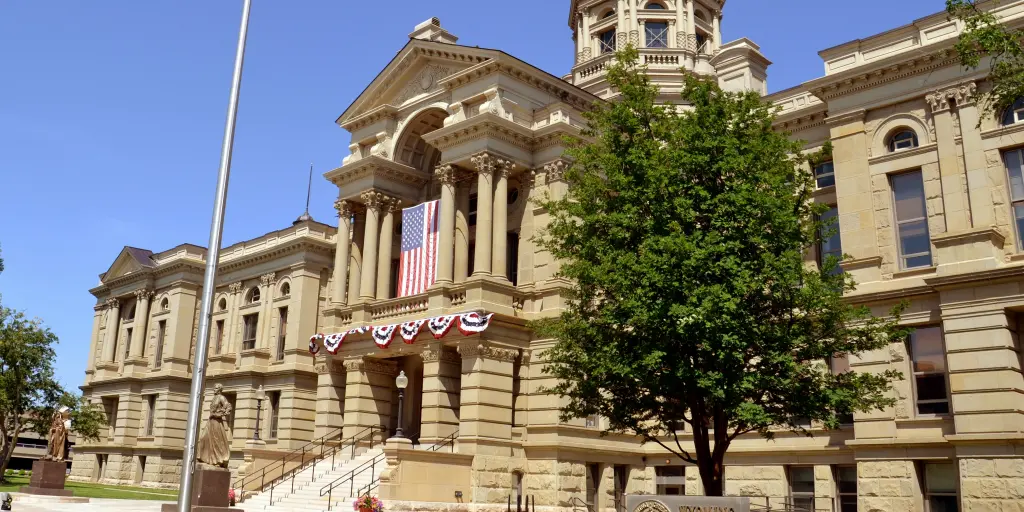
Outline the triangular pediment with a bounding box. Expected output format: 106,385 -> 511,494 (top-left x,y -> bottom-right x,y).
101,247 -> 154,282
337,40 -> 498,127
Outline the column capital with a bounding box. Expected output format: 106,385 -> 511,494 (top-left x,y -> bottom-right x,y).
260,273 -> 277,286
105,298 -> 120,309
543,159 -> 571,183
133,289 -> 153,302
344,357 -> 399,376
360,190 -> 387,212
471,152 -> 516,177
434,164 -> 458,184
334,199 -> 355,218
458,341 -> 519,363
228,282 -> 244,294
928,81 -> 978,111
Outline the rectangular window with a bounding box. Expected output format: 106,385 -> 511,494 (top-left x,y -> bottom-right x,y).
788,466 -> 815,511
104,397 -> 118,438
389,259 -> 400,299
242,314 -> 258,351
154,321 -> 165,369
468,242 -> 476,275
123,328 -> 133,360
655,466 -> 685,496
145,395 -> 156,436
909,326 -> 950,415
922,462 -> 959,512
276,308 -> 288,361
269,391 -> 281,439
469,194 -> 478,226
645,21 -> 669,48
1002,148 -> 1024,250
818,206 -> 843,274
214,320 -> 224,355
815,161 -> 836,188
835,466 -> 857,512
891,171 -> 932,269
507,231 -> 520,286
586,463 -> 601,509
599,30 -> 616,54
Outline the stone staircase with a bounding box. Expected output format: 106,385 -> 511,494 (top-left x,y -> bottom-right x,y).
238,448 -> 385,512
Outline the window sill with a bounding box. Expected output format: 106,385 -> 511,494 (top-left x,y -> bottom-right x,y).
239,302 -> 261,311
274,295 -> 290,303
137,436 -> 155,442
1009,252 -> 1024,262
891,266 -> 937,280
896,415 -> 951,424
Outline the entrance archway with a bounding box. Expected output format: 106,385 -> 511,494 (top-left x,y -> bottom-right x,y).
395,109 -> 447,173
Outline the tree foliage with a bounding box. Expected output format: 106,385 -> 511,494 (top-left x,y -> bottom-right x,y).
535,47 -> 909,496
948,0 -> 1024,118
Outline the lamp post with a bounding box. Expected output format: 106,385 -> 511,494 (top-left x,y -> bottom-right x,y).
394,371 -> 408,438
253,385 -> 266,441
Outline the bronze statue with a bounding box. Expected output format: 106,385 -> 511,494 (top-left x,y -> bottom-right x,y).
197,383 -> 232,468
43,407 -> 71,462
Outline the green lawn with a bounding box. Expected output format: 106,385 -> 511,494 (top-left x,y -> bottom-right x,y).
0,475 -> 179,501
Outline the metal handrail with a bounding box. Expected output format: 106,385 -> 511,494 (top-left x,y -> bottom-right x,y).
748,497 -> 816,512
264,425 -> 385,506
427,430 -> 459,452
569,496 -> 594,512
232,426 -> 344,493
320,450 -> 387,510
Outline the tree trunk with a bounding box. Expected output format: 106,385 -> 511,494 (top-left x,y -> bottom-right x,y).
698,459 -> 725,496
0,419 -> 21,481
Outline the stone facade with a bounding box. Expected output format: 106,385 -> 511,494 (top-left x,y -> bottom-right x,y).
74,1 -> 1024,511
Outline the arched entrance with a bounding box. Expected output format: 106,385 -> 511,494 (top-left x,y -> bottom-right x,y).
395,108 -> 447,173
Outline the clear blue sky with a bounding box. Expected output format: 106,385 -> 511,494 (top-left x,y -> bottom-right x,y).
0,0 -> 945,389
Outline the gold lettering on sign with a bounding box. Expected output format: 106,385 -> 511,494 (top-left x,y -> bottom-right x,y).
678,507 -> 735,512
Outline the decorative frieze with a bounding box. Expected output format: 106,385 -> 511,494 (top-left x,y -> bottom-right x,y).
315,360 -> 346,375
459,342 -> 519,363
422,345 -> 462,365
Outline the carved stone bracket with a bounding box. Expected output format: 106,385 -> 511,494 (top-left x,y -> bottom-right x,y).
458,342 -> 520,363
926,81 -> 978,113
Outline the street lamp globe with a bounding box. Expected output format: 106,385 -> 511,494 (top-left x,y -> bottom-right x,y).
396,371 -> 409,389
255,385 -> 266,402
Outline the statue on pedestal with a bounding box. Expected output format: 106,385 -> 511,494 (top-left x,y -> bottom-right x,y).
43,407 -> 71,462
197,384 -> 232,468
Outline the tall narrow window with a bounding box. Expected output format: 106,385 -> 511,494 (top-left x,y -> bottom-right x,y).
815,161 -> 836,188
145,395 -> 156,436
830,354 -> 854,424
909,326 -> 950,415
214,320 -> 224,355
835,466 -> 857,512
469,194 -> 478,226
223,392 -> 237,432
922,462 -> 959,512
276,308 -> 288,361
599,30 -> 616,54
788,466 -> 815,511
645,21 -> 669,48
507,232 -> 520,286
123,328 -> 133,360
269,391 -> 281,439
614,465 -> 628,512
389,259 -> 400,299
242,314 -> 258,351
891,171 -> 932,269
818,206 -> 843,274
1002,148 -> 1024,250
586,463 -> 601,509
104,397 -> 119,438
154,321 -> 166,369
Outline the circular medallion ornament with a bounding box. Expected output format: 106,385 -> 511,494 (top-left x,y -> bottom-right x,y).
420,73 -> 434,91
634,500 -> 670,512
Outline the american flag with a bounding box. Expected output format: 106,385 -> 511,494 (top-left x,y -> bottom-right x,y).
397,200 -> 439,297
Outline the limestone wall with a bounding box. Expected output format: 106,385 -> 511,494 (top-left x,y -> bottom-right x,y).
857,460 -> 922,512
959,457 -> 1024,511
723,465 -> 786,509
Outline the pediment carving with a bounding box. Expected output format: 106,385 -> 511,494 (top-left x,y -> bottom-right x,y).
393,64 -> 455,107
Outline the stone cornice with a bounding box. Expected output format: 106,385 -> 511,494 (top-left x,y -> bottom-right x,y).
424,113 -> 580,159
344,357 -> 399,376
809,48 -> 961,102
440,58 -> 599,113
341,105 -> 399,132
323,156 -> 430,193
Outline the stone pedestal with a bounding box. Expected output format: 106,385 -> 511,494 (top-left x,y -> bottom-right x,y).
20,460 -> 73,497
161,466 -> 236,512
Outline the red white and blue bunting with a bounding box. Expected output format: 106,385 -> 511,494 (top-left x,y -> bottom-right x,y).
308,311 -> 495,355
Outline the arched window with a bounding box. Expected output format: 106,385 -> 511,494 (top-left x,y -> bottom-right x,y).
280,282 -> 291,296
218,298 -> 227,311
160,298 -> 169,312
601,9 -> 616,19
887,129 -> 919,152
1002,98 -> 1024,125
246,287 -> 261,304
645,1 -> 667,8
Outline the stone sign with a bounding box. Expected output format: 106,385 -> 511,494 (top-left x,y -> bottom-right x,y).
626,495 -> 750,512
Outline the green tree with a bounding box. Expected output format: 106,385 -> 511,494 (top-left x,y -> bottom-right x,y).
536,48 -> 909,496
948,0 -> 1024,117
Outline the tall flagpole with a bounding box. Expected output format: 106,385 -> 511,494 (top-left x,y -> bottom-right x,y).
176,1 -> 252,510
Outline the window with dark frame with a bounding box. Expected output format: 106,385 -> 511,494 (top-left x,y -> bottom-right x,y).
818,206 -> 843,275
835,465 -> 857,512
507,231 -> 520,286
815,161 -> 836,188
123,328 -> 133,360
242,314 -> 258,351
145,395 -> 156,436
214,319 -> 224,355
269,391 -> 281,439
599,30 -> 616,54
888,129 -> 919,152
1002,148 -> 1024,250
655,466 -> 685,496
908,326 -> 950,415
1002,97 -> 1024,126
787,466 -> 815,511
154,321 -> 166,368
276,307 -> 288,361
645,21 -> 669,48
921,462 -> 959,512
891,171 -> 932,269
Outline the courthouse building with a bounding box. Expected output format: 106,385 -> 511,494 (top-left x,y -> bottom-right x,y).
73,1 -> 1024,511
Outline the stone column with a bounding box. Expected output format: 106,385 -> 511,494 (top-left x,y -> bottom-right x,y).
675,0 -> 686,48
575,13 -> 584,63
102,298 -> 121,362
492,158 -> 515,282
617,0 -> 628,49
315,359 -> 346,439
471,154 -> 495,277
712,10 -> 722,52
359,191 -> 384,300
926,89 -> 971,232
348,211 -> 365,306
458,342 -> 518,450
685,0 -> 696,52
376,197 -> 399,300
580,8 -> 592,61
86,305 -> 104,376
342,357 -> 398,442
955,83 -> 997,227
827,111 -> 880,280
517,171 -> 538,287
435,165 -> 457,285
420,344 -> 462,445
258,272 -> 276,348
225,282 -> 243,356
129,289 -> 152,358
455,180 -> 471,282
629,0 -> 640,46
331,200 -> 354,305
639,20 -> 646,48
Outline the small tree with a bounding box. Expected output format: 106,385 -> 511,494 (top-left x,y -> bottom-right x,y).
948,0 -> 1024,117
536,48 -> 909,496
